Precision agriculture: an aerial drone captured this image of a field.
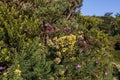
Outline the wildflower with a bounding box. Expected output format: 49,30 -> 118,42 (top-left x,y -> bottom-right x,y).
18,64 -> 20,68
38,43 -> 42,46
78,31 -> 83,34
44,23 -> 54,34
56,51 -> 61,57
83,41 -> 87,47
55,45 -> 59,49
79,35 -> 83,39
56,34 -> 76,53
64,27 -> 71,34
53,37 -> 57,41
1,48 -> 8,54
45,23 -> 52,28
95,60 -> 99,64
54,57 -> 61,64
0,66 -> 6,71
68,34 -> 76,44
104,71 -> 108,76
76,64 -> 81,69
14,69 -> 21,76
62,48 -> 67,52
3,72 -> 7,76
47,39 -> 54,46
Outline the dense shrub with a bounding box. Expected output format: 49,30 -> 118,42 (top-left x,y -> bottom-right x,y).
0,0 -> 117,80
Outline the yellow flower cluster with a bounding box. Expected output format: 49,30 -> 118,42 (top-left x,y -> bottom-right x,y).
47,38 -> 54,46
58,34 -> 76,46
14,69 -> 21,76
46,34 -> 76,55
14,64 -> 21,76
54,34 -> 76,53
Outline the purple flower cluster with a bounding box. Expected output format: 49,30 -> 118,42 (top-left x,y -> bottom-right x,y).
104,71 -> 108,76
79,35 -> 83,39
44,23 -> 54,34
64,27 -> 71,34
76,64 -> 81,69
0,66 -> 6,71
45,23 -> 53,28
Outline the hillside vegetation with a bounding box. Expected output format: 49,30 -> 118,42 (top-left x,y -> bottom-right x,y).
0,0 -> 120,80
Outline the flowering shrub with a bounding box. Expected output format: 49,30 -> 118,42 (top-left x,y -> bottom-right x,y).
0,0 -> 116,80
44,28 -> 113,79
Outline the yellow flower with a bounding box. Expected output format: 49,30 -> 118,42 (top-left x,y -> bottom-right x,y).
38,77 -> 42,80
53,37 -> 57,41
1,48 -> 8,54
54,57 -> 61,64
62,48 -> 67,52
0,40 -> 4,45
3,72 -> 7,76
38,43 -> 42,46
78,31 -> 83,34
18,64 -> 20,68
61,44 -> 64,47
55,45 -> 59,49
47,39 -> 54,46
14,69 -> 21,76
56,51 -> 61,57
55,34 -> 76,53
67,34 -> 76,45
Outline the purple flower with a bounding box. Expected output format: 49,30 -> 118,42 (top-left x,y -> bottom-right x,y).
79,35 -> 83,39
44,23 -> 54,34
76,64 -> 81,69
104,71 -> 108,76
45,23 -> 52,28
0,66 -> 6,71
83,41 -> 87,47
64,27 -> 71,33
95,60 -> 99,64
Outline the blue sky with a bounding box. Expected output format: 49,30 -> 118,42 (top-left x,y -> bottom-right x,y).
81,0 -> 120,16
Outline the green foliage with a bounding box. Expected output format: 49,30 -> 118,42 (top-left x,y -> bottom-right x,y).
0,0 -> 118,80
2,38 -> 52,80
0,40 -> 12,68
76,15 -> 103,28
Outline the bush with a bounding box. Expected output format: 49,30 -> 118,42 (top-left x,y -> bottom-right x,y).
0,0 -> 115,80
